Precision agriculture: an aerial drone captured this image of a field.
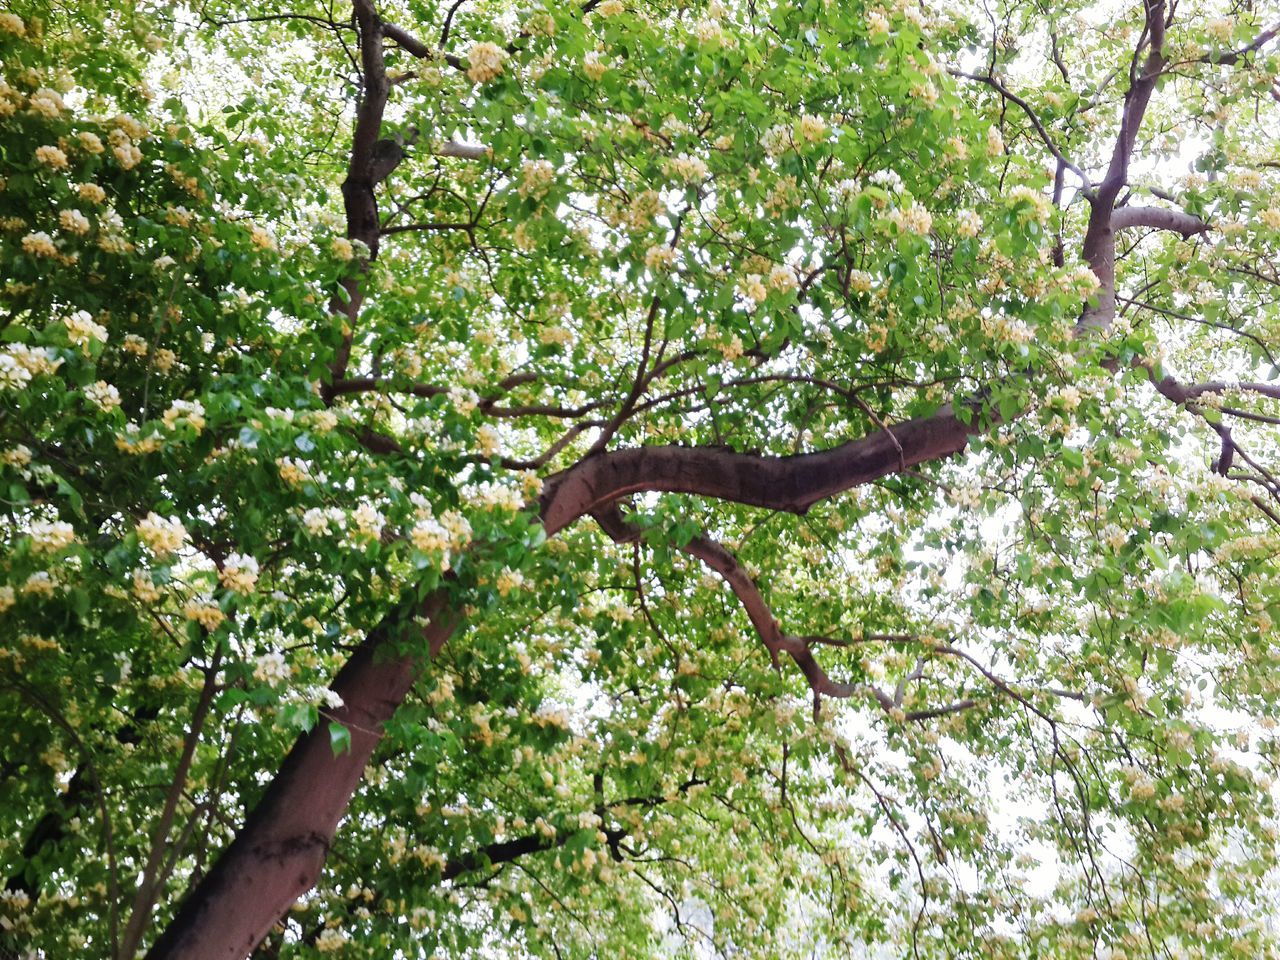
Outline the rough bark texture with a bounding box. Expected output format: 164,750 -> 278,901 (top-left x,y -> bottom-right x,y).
144,593 -> 457,960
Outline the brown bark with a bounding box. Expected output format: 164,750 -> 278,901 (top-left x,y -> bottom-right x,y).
1078,0 -> 1168,333
1111,205 -> 1209,237
144,592 -> 458,960
539,403 -> 978,536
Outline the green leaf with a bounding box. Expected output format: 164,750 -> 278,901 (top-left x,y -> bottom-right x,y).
329,722 -> 352,756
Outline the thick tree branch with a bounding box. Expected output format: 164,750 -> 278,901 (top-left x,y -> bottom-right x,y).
540,404 -> 978,536
1111,205 -> 1210,237
591,505 -> 892,708
381,21 -> 431,58
1143,366 -> 1280,404
436,139 -> 489,160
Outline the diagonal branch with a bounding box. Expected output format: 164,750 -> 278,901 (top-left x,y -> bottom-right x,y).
948,69 -> 1091,190
591,504 -> 891,708
1198,20 -> 1280,65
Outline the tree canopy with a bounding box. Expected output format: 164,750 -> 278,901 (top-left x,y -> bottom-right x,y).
2,0 -> 1280,957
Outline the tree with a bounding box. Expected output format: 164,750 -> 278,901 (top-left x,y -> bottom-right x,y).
2,0 -> 1280,956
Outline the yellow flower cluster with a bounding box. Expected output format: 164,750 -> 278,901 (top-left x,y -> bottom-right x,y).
136,512 -> 189,558
582,52 -> 608,81
910,81 -> 938,106
538,324 -> 574,347
798,114 -> 827,143
738,274 -> 767,303
644,245 -> 676,272
715,330 -> 745,361
278,457 -> 308,486
34,145 -> 68,169
1,344 -> 61,390
888,201 -> 933,236
495,568 -> 525,596
1008,185 -> 1052,224
523,11 -> 556,36
517,159 -> 556,199
183,599 -> 226,631
314,929 -> 347,953
248,225 -> 276,251
63,310 -> 108,352
980,312 -> 1035,346
104,115 -> 147,170
331,236 -> 354,261
28,88 -> 65,118
254,651 -> 290,685
351,503 -> 385,540
302,507 -> 344,536
164,162 -> 202,197
476,424 -> 501,457
767,264 -> 797,294
1,445 -> 32,468
667,153 -> 709,184
1205,17 -> 1234,43
955,209 -> 982,237
21,231 -> 56,257
22,572 -> 57,597
0,79 -> 19,119
410,509 -> 472,558
131,570 -> 163,604
847,269 -> 874,293
219,553 -> 260,593
85,380 -> 121,412
467,42 -> 506,84
59,209 -> 90,234
161,398 -> 206,433
115,426 -> 163,455
77,184 -> 108,204
28,520 -> 76,555
694,19 -> 726,45
985,125 -> 1004,157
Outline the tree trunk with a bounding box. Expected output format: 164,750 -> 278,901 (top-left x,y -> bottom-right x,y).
144,592 -> 457,960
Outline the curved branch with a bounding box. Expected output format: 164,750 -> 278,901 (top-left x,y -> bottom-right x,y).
541,405 -> 977,536
1077,0 -> 1169,333
436,140 -> 489,161
1111,205 -> 1209,237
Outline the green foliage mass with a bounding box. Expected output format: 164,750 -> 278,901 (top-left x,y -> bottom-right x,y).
2,0 -> 1280,956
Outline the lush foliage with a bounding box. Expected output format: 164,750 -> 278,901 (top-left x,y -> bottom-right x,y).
2,0 -> 1280,957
